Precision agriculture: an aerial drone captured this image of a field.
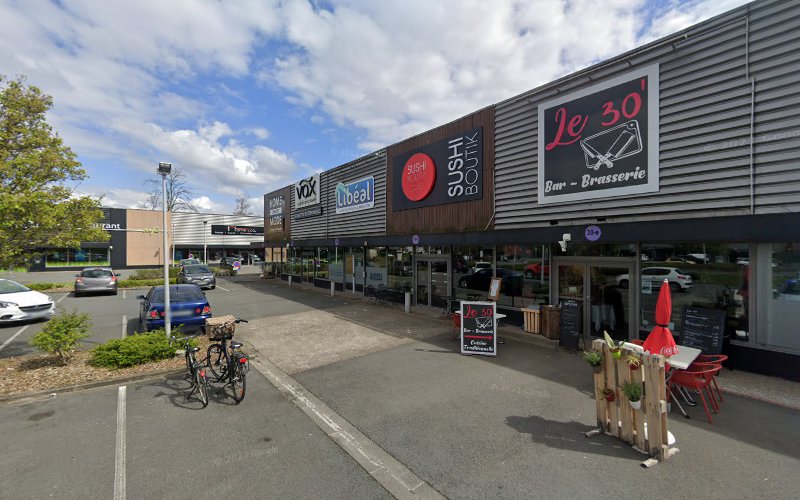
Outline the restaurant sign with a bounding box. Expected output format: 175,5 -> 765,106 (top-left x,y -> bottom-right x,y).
392,127 -> 483,211
294,174 -> 320,209
335,176 -> 375,214
211,225 -> 264,236
537,65 -> 659,205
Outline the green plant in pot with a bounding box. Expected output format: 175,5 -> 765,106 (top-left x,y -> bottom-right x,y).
626,353 -> 641,370
603,331 -> 623,359
582,350 -> 603,373
622,381 -> 643,410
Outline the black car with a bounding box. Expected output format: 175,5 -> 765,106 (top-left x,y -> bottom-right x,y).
458,268 -> 523,295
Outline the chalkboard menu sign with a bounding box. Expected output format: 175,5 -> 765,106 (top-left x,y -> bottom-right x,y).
559,299 -> 582,350
460,301 -> 497,357
680,306 -> 726,354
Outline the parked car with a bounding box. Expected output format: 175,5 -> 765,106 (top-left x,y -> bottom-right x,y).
137,284 -> 212,333
178,258 -> 201,267
615,267 -> 693,292
177,264 -> 216,290
524,263 -> 550,278
686,253 -> 710,264
471,261 -> 492,274
0,278 -> 55,324
777,278 -> 800,302
458,268 -> 524,295
74,267 -> 120,296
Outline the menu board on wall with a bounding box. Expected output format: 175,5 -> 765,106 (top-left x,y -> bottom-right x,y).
680,306 -> 726,354
559,299 -> 582,350
392,127 -> 483,211
460,301 -> 497,357
538,65 -> 659,205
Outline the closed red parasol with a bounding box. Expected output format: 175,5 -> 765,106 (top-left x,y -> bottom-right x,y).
643,279 -> 679,357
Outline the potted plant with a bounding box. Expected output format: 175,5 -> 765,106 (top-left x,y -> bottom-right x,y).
582,350 -> 603,373
602,389 -> 615,402
626,353 -> 641,370
603,331 -> 622,359
622,381 -> 643,409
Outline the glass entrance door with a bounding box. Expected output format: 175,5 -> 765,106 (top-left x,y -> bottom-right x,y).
555,259 -> 634,346
416,260 -> 429,306
415,257 -> 450,307
345,251 -> 364,293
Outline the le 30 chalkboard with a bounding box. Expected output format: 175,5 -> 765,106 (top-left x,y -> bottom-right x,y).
460,301 -> 497,357
559,299 -> 582,350
680,306 -> 726,354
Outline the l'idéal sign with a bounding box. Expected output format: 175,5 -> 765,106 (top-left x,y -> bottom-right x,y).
294,174 -> 320,209
392,127 -> 483,211
537,65 -> 659,205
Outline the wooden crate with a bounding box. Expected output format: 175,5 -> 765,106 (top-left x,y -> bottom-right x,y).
522,309 -> 541,334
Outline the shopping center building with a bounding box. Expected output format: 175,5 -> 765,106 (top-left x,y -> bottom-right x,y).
35,208 -> 264,270
263,0 -> 800,379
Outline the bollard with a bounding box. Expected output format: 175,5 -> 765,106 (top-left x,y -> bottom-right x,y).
330,281 -> 335,297
288,275 -> 292,287
405,291 -> 411,314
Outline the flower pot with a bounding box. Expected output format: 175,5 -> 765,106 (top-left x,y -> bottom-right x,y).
611,349 -> 621,359
603,390 -> 615,402
628,364 -> 639,371
629,399 -> 641,410
592,364 -> 602,374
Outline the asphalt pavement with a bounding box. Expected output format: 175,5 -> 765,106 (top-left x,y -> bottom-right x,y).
2,271 -> 799,499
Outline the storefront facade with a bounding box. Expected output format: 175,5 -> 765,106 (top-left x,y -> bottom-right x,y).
265,0 -> 800,379
37,208 -> 264,269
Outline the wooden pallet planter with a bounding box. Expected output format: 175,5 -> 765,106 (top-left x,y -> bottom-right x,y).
522,308 -> 541,334
585,339 -> 679,467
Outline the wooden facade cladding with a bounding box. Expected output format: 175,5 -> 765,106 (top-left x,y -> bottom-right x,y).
386,107 -> 495,235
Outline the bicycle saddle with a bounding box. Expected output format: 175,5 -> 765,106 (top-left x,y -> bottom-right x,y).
188,346 -> 201,353
230,341 -> 243,349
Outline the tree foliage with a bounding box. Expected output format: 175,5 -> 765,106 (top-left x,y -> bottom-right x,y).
232,192 -> 254,216
138,165 -> 198,212
0,75 -> 108,269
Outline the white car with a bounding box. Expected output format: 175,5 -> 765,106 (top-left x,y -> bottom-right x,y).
0,279 -> 55,323
471,261 -> 491,274
615,267 -> 693,292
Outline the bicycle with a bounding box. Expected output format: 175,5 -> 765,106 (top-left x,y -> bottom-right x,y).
170,333 -> 209,408
206,318 -> 249,403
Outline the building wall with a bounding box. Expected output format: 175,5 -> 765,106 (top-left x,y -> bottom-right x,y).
493,0 -> 800,229
171,211 -> 264,247
125,210 -> 170,266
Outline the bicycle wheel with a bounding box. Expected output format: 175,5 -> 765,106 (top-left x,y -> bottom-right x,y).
206,344 -> 226,381
194,366 -> 209,408
230,363 -> 246,403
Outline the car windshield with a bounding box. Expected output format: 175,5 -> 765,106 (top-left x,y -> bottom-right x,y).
0,280 -> 31,294
184,265 -> 211,274
151,288 -> 205,302
81,269 -> 113,278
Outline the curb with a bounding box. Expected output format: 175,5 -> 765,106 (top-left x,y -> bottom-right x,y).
0,367 -> 184,405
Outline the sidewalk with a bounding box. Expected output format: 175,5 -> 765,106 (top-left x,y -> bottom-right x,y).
232,275 -> 800,498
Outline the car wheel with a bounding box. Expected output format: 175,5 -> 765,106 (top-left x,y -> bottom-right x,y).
619,280 -> 629,289
210,285 -> 216,290
525,270 -> 533,279
74,291 -> 81,297
669,282 -> 681,293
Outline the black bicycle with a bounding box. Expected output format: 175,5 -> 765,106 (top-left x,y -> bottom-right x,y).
171,333 -> 209,408
206,318 -> 249,403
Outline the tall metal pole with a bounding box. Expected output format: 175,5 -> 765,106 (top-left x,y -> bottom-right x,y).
203,220 -> 208,264
160,165 -> 171,339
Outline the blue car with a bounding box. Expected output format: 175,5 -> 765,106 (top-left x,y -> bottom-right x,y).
137,284 -> 212,333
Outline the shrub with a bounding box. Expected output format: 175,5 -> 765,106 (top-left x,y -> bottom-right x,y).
622,381 -> 643,402
212,267 -> 233,276
27,282 -> 69,291
90,330 -> 196,369
30,310 -> 91,364
129,268 -> 179,280
581,350 -> 603,367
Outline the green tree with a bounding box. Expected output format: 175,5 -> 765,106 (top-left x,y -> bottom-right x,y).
0,75 -> 108,269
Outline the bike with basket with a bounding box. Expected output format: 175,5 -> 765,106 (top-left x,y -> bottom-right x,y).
204,315 -> 250,403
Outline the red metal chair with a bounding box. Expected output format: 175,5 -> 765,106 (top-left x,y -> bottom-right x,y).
451,312 -> 461,341
669,362 -> 722,423
692,354 -> 728,403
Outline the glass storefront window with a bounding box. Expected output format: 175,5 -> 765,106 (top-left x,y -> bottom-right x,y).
639,242 -> 749,344
453,246 -> 494,301
766,242 -> 800,351
387,246 -> 413,291
301,248 -> 314,282
495,245 -> 550,308
329,246 -> 344,283
317,247 -> 329,279
46,248 -> 109,267
366,247 -> 388,289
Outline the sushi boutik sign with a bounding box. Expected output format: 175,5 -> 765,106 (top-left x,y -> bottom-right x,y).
294,174 -> 320,209
537,65 -> 659,205
335,176 -> 375,214
392,127 -> 483,211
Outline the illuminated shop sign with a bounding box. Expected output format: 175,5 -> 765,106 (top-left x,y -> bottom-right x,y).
392,127 -> 483,211
537,65 -> 659,205
211,225 -> 264,236
335,176 -> 375,214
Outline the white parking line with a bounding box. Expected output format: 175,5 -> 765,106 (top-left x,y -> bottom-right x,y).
217,286 -> 230,292
114,386 -> 127,500
122,290 -> 126,300
0,325 -> 29,353
122,315 -> 127,338
56,294 -> 68,304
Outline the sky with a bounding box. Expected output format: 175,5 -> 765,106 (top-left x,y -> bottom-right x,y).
0,0 -> 750,216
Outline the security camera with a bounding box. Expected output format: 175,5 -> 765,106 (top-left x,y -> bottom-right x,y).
558,240 -> 567,252
562,233 -> 571,242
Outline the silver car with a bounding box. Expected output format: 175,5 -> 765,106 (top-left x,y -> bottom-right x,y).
75,267 -> 120,296
177,264 -> 216,290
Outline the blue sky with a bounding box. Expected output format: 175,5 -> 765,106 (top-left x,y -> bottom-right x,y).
0,0 -> 749,215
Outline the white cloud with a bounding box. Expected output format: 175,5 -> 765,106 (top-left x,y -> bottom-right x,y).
74,187 -> 151,209
191,196 -> 228,213
248,127 -> 270,139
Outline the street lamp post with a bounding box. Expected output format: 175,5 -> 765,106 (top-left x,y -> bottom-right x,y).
158,162 -> 172,339
203,220 -> 208,264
